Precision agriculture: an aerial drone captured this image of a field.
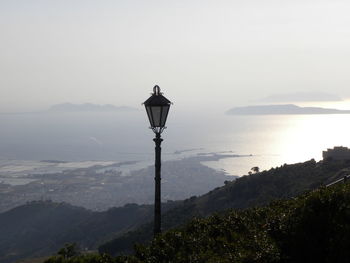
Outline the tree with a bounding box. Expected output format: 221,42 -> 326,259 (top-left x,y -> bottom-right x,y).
57,243 -> 80,259
251,166 -> 260,173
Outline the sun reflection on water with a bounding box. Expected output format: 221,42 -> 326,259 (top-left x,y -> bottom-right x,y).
274,114 -> 350,164
208,101 -> 350,176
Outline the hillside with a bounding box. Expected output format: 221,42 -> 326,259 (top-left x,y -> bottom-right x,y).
45,180 -> 350,263
99,158 -> 350,255
127,183 -> 350,263
3,158 -> 350,262
0,201 -> 180,263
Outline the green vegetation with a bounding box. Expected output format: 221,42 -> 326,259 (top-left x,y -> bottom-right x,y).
44,183 -> 350,263
4,159 -> 350,262
100,159 -> 350,255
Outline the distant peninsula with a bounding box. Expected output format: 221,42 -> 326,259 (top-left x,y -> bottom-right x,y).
226,104 -> 350,115
48,103 -> 138,112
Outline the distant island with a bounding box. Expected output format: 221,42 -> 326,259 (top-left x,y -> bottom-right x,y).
259,92 -> 342,103
48,103 -> 138,112
226,104 -> 350,115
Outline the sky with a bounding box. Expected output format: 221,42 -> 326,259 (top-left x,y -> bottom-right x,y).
1,0 -> 350,112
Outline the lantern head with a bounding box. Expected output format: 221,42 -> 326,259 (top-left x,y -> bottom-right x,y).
144,85 -> 171,134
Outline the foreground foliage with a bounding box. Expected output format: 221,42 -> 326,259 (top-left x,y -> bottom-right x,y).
100,159 -> 350,255
45,183 -> 350,263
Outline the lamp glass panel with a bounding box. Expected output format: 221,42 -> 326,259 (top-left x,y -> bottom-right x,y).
160,105 -> 170,127
151,106 -> 162,127
146,106 -> 154,127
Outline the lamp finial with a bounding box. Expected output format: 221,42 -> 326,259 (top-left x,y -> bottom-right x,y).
153,85 -> 160,95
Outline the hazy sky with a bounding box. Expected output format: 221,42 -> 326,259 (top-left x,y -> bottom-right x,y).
1,0 -> 350,112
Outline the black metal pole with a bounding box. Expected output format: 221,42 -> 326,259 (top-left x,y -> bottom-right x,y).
153,132 -> 163,237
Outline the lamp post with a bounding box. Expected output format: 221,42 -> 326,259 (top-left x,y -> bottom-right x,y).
143,85 -> 172,237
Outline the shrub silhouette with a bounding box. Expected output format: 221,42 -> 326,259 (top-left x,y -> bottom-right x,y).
45,183 -> 350,263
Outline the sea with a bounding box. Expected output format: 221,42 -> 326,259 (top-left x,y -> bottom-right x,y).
1,100 -> 350,183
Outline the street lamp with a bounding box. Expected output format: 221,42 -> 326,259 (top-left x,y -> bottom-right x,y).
143,85 -> 172,236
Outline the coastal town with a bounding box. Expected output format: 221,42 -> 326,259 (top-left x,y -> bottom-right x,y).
0,154 -> 237,213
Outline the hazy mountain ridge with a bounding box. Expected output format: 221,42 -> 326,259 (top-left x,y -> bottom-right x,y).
226,104 -> 350,115
48,103 -> 138,112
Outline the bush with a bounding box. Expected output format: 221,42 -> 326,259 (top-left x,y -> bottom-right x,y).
45,183 -> 350,263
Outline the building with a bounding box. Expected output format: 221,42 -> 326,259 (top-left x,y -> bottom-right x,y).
323,146 -> 350,161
